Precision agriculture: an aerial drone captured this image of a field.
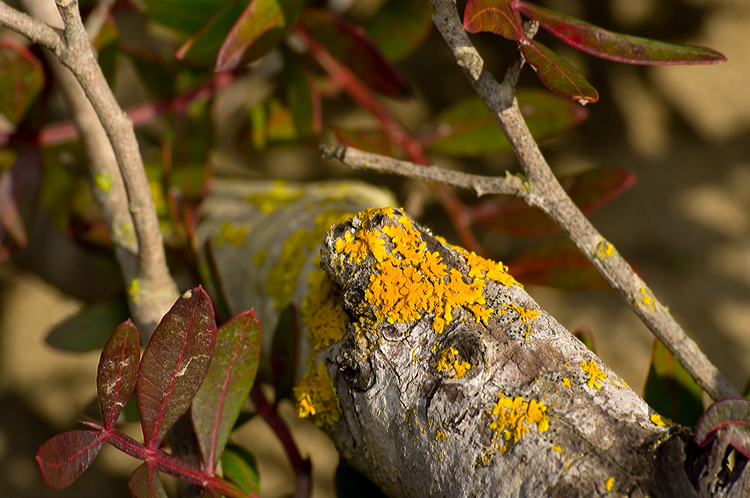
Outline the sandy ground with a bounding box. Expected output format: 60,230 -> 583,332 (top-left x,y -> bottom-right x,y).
2,1 -> 750,497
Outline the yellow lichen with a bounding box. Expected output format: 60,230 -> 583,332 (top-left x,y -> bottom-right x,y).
244,181 -> 304,214
302,269 -> 349,351
294,361 -> 341,427
128,278 -> 140,303
252,249 -> 268,268
464,250 -> 521,287
214,221 -> 247,247
489,393 -> 549,451
435,429 -> 447,441
605,477 -> 614,492
501,303 -> 540,324
580,360 -> 606,389
267,209 -> 352,310
638,287 -> 656,313
561,378 -> 571,387
551,445 -> 563,453
433,347 -> 473,379
594,240 -> 615,259
650,413 -> 674,427
94,172 -> 113,193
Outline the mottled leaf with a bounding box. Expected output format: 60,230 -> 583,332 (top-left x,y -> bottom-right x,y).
644,339 -> 703,427
221,445 -> 260,495
215,0 -> 306,72
175,1 -> 249,67
518,3 -> 727,65
282,47 -> 319,138
365,0 -> 433,62
463,0 -> 522,41
46,299 -> 131,352
332,127 -> 399,158
128,462 -> 168,498
98,319 -> 141,430
136,287 -> 217,449
335,458 -> 387,498
0,39 -> 44,125
422,89 -> 588,157
36,430 -> 105,490
696,398 -> 750,458
468,167 -> 635,236
507,237 -> 610,290
299,8 -> 412,99
271,303 -> 299,402
143,0 -> 226,33
573,324 -> 596,354
192,310 -> 262,471
520,39 -> 599,104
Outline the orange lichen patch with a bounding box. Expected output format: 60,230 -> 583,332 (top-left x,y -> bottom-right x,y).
334,208 -> 494,334
433,347 -> 473,379
650,413 -> 674,427
501,303 -> 541,324
464,250 -> 521,287
605,477 -> 614,492
489,393 -> 549,451
302,269 -> 349,351
580,360 -> 606,389
294,361 -> 341,427
435,429 -> 448,441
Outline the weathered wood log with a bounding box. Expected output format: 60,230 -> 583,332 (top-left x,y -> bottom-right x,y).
197,180 -> 749,498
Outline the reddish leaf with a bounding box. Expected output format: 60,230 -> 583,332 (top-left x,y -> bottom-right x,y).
128,462 -> 168,498
0,39 -> 44,125
175,1 -> 249,68
36,430 -> 106,490
507,237 -> 610,290
221,445 -> 261,495
282,47 -> 320,138
136,287 -> 217,449
518,2 -> 727,66
365,0 -> 433,62
463,0 -> 523,41
469,167 -> 635,236
332,127 -> 399,158
192,310 -> 262,472
271,303 -> 300,402
215,0 -> 306,72
520,39 -> 599,104
422,89 -> 588,157
298,8 -> 412,99
643,339 -> 703,427
98,319 -> 141,430
696,398 -> 750,458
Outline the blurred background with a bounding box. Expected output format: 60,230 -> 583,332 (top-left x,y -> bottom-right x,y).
1,0 -> 750,496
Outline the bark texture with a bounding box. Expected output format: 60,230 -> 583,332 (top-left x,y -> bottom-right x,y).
197,182 -> 749,497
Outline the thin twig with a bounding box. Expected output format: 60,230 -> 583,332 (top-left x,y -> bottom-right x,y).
0,0 -> 178,334
415,0 -> 736,400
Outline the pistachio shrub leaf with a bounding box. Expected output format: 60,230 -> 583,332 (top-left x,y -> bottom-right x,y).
365,0 -> 433,62
36,431 -> 106,490
98,319 -> 141,430
695,398 -> 750,458
0,39 -> 44,125
221,445 -> 261,495
463,0 -> 523,41
520,39 -> 599,104
127,462 -> 169,498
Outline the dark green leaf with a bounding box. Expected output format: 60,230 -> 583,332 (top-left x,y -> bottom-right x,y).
335,458 -> 386,498
136,287 -> 217,449
125,49 -> 177,98
127,462 -> 168,498
423,89 -> 588,157
520,40 -> 599,104
695,398 -> 750,458
282,47 -> 318,137
365,0 -> 433,62
299,8 -> 412,99
192,311 -> 262,471
144,0 -> 226,33
462,0 -> 522,41
507,237 -> 610,290
46,299 -> 131,352
518,2 -> 727,65
644,339 -> 704,427
215,0 -> 306,72
0,39 -> 44,125
98,319 -> 141,430
271,303 -> 299,402
175,1 -> 250,67
221,445 -> 260,495
37,430 -> 106,490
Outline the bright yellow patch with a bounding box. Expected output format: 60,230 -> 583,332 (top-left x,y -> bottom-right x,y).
580,360 -> 606,389
128,278 -> 140,302
294,361 -> 341,427
302,269 -> 349,351
594,240 -> 615,259
435,429 -> 447,441
551,445 -> 563,453
433,347 -> 472,379
489,393 -> 549,451
650,413 -> 674,427
638,287 -> 656,313
561,378 -> 571,387
94,172 -> 113,193
464,250 -> 521,287
605,477 -> 614,491
244,181 -> 304,214
214,221 -> 247,247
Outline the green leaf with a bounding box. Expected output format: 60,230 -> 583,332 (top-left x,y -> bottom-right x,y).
192,311 -> 262,471
282,47 -> 318,137
46,299 -> 131,352
175,1 -> 250,68
271,303 -> 299,402
127,463 -> 168,498
518,2 -> 727,65
299,7 -> 412,99
215,0 -> 307,72
462,0 -> 522,41
221,445 -> 261,495
643,339 -> 704,427
423,89 -> 588,157
125,49 -> 177,98
335,459 -> 386,498
520,39 -> 599,104
265,98 -> 298,143
144,0 -> 226,33
695,398 -> 750,458
507,237 -> 610,291
365,0 -> 433,62
573,324 -> 596,354
97,320 -> 141,430
0,39 -> 44,125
